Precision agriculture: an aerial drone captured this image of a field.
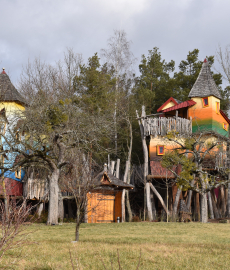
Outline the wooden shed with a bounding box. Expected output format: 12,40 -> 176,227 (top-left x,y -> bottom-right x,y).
87,171 -> 133,223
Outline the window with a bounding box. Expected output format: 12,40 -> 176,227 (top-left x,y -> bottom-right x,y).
223,123 -> 228,131
157,145 -> 165,155
202,97 -> 209,107
216,102 -> 220,114
15,167 -> 21,179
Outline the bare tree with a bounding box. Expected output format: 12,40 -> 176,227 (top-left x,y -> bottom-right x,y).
59,151 -> 101,241
0,198 -> 35,262
216,45 -> 230,83
101,29 -> 136,156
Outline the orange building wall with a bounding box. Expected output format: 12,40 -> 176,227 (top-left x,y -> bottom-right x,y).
188,96 -> 228,136
87,190 -> 122,223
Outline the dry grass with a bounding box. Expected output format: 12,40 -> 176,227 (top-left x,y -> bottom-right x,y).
1,222 -> 230,269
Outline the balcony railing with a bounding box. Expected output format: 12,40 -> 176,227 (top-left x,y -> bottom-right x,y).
143,116 -> 192,137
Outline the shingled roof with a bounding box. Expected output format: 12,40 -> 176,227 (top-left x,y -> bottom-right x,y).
0,69 -> 26,105
188,59 -> 222,100
94,171 -> 134,190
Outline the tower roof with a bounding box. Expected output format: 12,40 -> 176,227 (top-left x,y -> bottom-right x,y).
188,59 -> 222,100
0,69 -> 26,105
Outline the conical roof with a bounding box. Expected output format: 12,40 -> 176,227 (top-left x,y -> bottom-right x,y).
188,59 -> 222,100
0,69 -> 26,105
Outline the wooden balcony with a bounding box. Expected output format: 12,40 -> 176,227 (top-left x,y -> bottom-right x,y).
143,116 -> 192,137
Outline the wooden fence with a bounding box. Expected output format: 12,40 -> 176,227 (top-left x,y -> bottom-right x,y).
143,116 -> 192,137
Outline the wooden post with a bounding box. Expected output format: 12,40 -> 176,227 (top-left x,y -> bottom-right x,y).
227,180 -> 230,217
151,193 -> 156,220
136,107 -> 149,222
149,183 -> 170,216
37,203 -> 44,218
211,189 -> 220,219
115,159 -> 120,179
110,161 -> 115,175
58,192 -> 64,223
173,187 -> 181,217
122,160 -> 129,222
146,182 -> 153,221
207,191 -> 214,219
220,185 -> 226,217
194,191 -> 200,221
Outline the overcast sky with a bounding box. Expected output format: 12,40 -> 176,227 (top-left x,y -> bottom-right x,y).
0,0 -> 229,86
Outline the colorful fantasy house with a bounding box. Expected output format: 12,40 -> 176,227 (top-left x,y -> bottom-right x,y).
0,69 -> 134,223
0,68 -> 26,197
139,59 -> 230,219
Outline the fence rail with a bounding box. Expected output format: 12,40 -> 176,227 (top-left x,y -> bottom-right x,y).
143,116 -> 192,137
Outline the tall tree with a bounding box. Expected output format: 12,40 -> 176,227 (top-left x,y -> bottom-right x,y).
134,47 -> 175,114
101,29 -> 136,156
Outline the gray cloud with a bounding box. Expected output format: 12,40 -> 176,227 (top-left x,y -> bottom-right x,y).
0,0 -> 229,85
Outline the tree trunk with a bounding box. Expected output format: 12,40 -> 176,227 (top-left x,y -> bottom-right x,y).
194,191 -> 200,221
75,208 -> 80,241
226,182 -> 230,217
186,190 -> 193,211
47,169 -> 60,225
200,193 -> 208,223
186,180 -> 194,211
126,190 -> 132,222
146,182 -> 153,221
173,187 -> 181,217
207,191 -> 214,219
211,190 -> 220,219
58,192 -> 64,223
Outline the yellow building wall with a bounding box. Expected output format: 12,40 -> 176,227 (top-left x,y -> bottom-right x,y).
161,101 -> 176,111
0,102 -> 25,120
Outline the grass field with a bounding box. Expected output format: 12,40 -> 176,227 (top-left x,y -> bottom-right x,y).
1,222 -> 230,269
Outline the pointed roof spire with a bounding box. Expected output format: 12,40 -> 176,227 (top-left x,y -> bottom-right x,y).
188,59 -> 222,100
0,69 -> 26,105
1,68 -> 6,74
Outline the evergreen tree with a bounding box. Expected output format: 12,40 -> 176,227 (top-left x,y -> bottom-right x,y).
134,47 -> 175,114
73,53 -> 116,114
172,49 -> 223,102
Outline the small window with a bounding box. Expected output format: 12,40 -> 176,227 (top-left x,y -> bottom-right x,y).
216,102 -> 220,114
157,145 -> 165,155
202,97 -> 209,107
15,167 -> 21,179
223,123 -> 228,131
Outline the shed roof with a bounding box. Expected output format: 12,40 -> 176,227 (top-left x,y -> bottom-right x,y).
188,59 -> 222,100
94,171 -> 134,189
162,100 -> 196,113
157,97 -> 178,112
0,69 -> 26,105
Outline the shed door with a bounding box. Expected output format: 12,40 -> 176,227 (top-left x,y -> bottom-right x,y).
97,193 -> 115,223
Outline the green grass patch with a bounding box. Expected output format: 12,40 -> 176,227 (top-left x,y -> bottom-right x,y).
1,222 -> 230,269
